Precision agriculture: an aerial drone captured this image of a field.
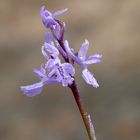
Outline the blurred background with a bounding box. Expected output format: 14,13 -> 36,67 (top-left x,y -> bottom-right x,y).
0,0 -> 140,140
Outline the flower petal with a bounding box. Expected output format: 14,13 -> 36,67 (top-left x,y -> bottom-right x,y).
42,42 -> 59,59
40,6 -> 57,28
61,63 -> 75,77
33,65 -> 46,80
60,63 -> 75,86
53,8 -> 68,17
40,6 -> 56,28
41,44 -> 49,59
40,6 -> 52,17
82,69 -> 99,88
45,32 -> 53,43
44,42 -> 59,56
53,24 -> 61,39
61,77 -> 74,86
78,40 -> 89,61
64,40 -> 84,67
45,57 -> 60,70
84,54 -> 102,65
48,66 -> 57,77
20,82 -> 44,97
44,16 -> 57,28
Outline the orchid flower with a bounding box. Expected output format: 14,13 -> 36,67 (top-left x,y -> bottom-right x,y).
21,41 -> 75,97
21,6 -> 102,140
40,6 -> 68,39
64,40 -> 102,88
40,6 -> 68,28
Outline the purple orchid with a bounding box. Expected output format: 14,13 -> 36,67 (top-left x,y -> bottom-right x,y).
40,6 -> 68,28
21,6 -> 101,96
40,6 -> 68,39
64,40 -> 102,88
20,64 -> 60,97
21,41 -> 75,97
20,6 -> 102,140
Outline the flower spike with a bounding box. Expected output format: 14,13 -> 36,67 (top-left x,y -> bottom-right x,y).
20,6 -> 101,140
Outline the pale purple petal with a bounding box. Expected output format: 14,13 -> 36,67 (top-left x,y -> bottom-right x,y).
84,54 -> 102,65
48,67 -> 63,83
40,6 -> 52,17
33,65 -> 46,80
61,77 -> 74,86
47,65 -> 57,77
61,63 -> 75,76
64,40 -> 84,68
53,24 -> 61,39
40,6 -> 57,28
44,42 -> 59,56
45,57 -> 60,70
44,16 -> 57,28
82,69 -> 99,88
46,61 -> 75,86
20,82 -> 43,97
78,40 -> 89,61
45,32 -> 53,43
45,59 -> 55,70
60,71 -> 74,86
61,63 -> 75,86
41,44 -> 49,59
43,78 -> 61,85
53,8 -> 68,17
20,78 -> 61,97
42,42 -> 59,59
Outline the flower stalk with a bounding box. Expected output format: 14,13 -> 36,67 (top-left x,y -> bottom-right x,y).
70,81 -> 96,140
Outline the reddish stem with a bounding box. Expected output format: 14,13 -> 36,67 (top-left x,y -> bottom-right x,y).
69,81 -> 96,140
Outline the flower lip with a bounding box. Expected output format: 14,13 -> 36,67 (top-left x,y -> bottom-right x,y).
20,81 -> 44,97
82,69 -> 99,88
